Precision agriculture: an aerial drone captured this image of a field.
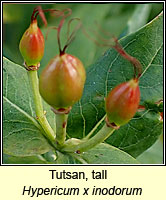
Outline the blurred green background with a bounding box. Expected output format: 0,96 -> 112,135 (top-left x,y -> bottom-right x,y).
3,3 -> 163,69
3,3 -> 163,164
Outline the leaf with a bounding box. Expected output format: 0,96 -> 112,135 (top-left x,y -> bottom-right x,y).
106,110 -> 163,157
3,57 -> 53,156
137,135 -> 163,164
3,154 -> 48,164
67,12 -> 163,157
78,143 -> 139,164
54,151 -> 82,164
92,4 -> 135,63
50,143 -> 138,164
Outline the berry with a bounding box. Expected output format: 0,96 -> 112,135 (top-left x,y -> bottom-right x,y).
39,53 -> 86,109
105,78 -> 140,126
19,19 -> 44,67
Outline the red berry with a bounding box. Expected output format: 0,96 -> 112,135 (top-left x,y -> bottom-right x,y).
105,78 -> 140,126
39,53 -> 86,109
19,19 -> 44,67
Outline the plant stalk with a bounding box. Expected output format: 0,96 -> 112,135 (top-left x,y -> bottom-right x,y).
55,113 -> 68,146
62,123 -> 115,153
84,115 -> 106,140
28,70 -> 55,142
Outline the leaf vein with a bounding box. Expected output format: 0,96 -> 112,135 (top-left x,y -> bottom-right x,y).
3,128 -> 39,139
3,96 -> 41,131
78,101 -> 86,138
140,44 -> 162,78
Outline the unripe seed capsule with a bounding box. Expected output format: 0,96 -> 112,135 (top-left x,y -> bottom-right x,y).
39,53 -> 86,109
105,78 -> 140,126
19,19 -> 44,67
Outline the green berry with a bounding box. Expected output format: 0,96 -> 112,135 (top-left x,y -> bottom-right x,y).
19,19 -> 44,67
39,53 -> 86,109
105,78 -> 140,126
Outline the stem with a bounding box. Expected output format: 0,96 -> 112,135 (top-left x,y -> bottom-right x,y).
62,123 -> 115,153
84,115 -> 106,140
28,70 -> 55,142
55,113 -> 68,146
69,153 -> 88,164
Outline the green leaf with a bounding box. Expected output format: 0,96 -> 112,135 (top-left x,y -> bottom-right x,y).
67,12 -> 163,157
54,151 -> 82,164
3,57 -> 53,156
3,154 -> 48,164
106,110 -> 163,157
51,143 -> 138,164
79,143 -> 139,164
137,135 -> 163,164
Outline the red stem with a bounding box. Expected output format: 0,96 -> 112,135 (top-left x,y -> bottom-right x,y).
81,25 -> 142,79
61,18 -> 81,55
113,38 -> 142,79
55,8 -> 72,56
31,6 -> 63,27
